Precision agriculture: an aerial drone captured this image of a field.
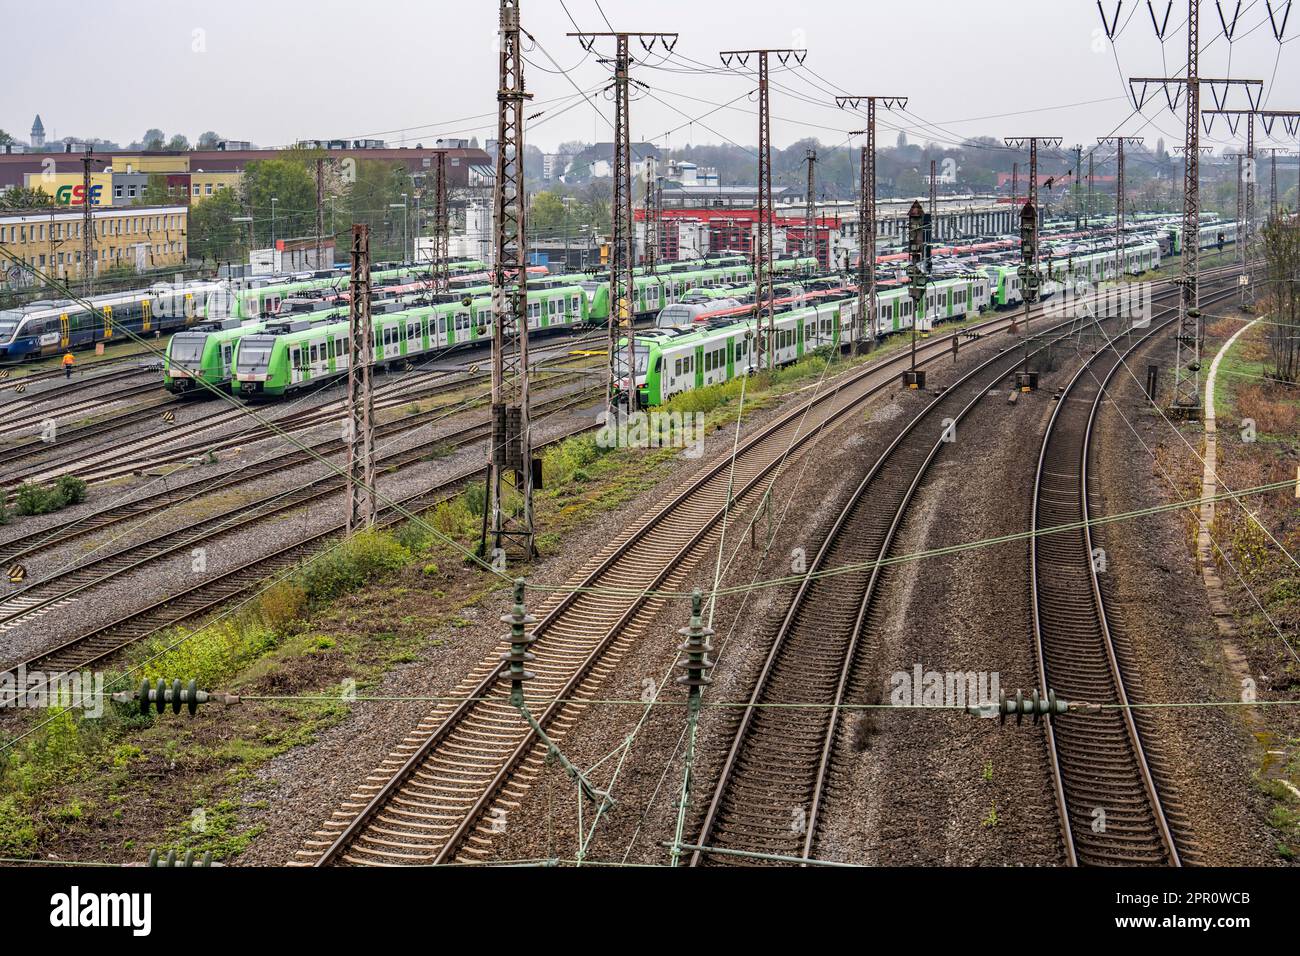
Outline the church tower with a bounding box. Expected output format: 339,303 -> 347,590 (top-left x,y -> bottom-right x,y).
30,115 -> 46,149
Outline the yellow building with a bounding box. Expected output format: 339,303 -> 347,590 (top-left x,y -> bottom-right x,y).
0,204 -> 188,287
188,171 -> 242,202
22,171 -> 115,207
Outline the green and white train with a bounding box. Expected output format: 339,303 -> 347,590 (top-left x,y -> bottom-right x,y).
231,283 -> 589,398
985,240 -> 1162,307
619,273 -> 991,407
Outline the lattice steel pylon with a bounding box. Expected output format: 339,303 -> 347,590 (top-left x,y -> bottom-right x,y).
432,149 -> 450,293
81,147 -> 96,294
1004,136 -> 1062,330
346,225 -> 376,533
315,157 -> 325,269
1127,0 -> 1265,413
571,29 -> 678,410
722,47 -> 807,370
1098,137 -> 1143,282
488,0 -> 535,561
643,157 -> 659,271
836,95 -> 906,353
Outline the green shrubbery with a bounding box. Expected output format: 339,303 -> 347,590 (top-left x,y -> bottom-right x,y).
13,476 -> 88,516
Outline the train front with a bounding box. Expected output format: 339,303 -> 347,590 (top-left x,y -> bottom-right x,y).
613,339 -> 651,409
233,334 -> 276,398
163,331 -> 210,393
0,310 -> 27,363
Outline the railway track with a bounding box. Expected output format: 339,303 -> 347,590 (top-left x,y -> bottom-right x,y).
300,299 -> 1086,866
0,364 -> 159,420
1,352 -> 597,485
0,383 -> 598,638
686,309 -> 1146,865
1029,288 -> 1238,866
6,415 -> 599,678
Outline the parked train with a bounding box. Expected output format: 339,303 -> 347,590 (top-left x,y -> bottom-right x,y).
0,281 -> 226,363
618,273 -> 992,407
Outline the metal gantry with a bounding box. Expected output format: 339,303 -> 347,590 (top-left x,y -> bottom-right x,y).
345,224 -> 376,533
1098,137 -> 1143,282
643,157 -> 659,271
837,95 -> 906,353
315,157 -> 325,268
489,0 -> 536,561
571,30 -> 678,409
722,47 -> 807,370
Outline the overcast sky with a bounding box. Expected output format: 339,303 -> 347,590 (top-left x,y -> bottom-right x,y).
5,0 -> 1296,157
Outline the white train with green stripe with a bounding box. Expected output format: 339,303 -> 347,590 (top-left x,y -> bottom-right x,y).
620,273 -> 990,407
232,283 -> 588,398
985,240 -> 1161,307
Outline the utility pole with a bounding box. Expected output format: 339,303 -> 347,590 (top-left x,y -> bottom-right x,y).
1086,151 -> 1095,227
644,156 -> 659,270
489,0 -> 536,561
1011,162 -> 1019,209
1098,137 -> 1142,282
1127,0 -> 1264,414
722,47 -> 808,370
837,95 -> 906,353
432,148 -> 450,292
929,159 -> 938,259
315,157 -> 324,269
1071,143 -> 1083,227
572,30 -> 678,407
804,148 -> 818,269
1259,147 -> 1291,219
81,147 -> 96,295
345,225 -> 375,533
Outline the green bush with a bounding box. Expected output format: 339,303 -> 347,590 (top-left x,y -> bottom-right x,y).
55,475 -> 87,506
12,477 -> 88,516
295,529 -> 411,603
0,491 -> 8,525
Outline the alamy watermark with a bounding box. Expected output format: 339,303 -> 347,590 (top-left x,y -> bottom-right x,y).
889,664 -> 1000,712
1042,279 -> 1153,330
0,666 -> 105,718
595,409 -> 706,459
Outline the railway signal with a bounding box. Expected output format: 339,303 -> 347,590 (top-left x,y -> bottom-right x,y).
1017,201 -> 1040,391
904,200 -> 928,389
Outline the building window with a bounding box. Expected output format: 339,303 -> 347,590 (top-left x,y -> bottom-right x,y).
128,185 -> 137,198
205,183 -> 213,195
193,184 -> 200,196
115,185 -> 124,199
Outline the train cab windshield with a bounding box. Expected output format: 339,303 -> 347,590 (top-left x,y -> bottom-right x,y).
169,334 -> 207,367
0,311 -> 22,343
236,338 -> 275,373
614,345 -> 650,382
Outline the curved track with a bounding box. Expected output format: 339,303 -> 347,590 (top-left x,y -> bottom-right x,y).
1028,288 -> 1235,866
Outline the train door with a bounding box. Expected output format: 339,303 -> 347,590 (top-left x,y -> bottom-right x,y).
221,342 -> 234,379
142,299 -> 153,333
290,346 -> 304,385
103,306 -> 114,341
59,313 -> 70,349
184,294 -> 196,325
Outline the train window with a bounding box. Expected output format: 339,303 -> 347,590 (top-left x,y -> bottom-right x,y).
438,316 -> 447,334
674,358 -> 682,377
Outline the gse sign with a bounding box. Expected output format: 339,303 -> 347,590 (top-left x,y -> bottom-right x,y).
55,184 -> 104,206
